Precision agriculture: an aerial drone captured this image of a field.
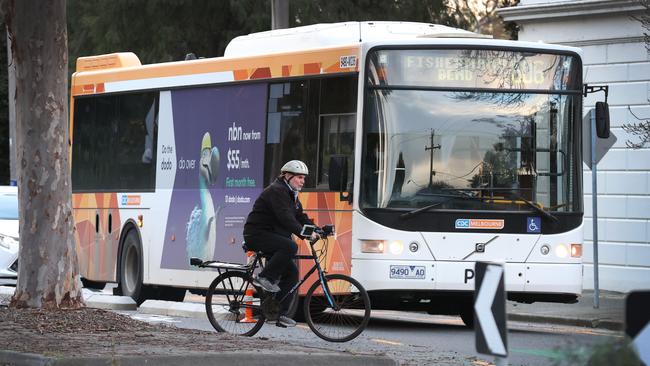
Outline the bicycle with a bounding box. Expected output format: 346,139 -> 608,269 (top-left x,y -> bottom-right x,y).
189,225 -> 371,342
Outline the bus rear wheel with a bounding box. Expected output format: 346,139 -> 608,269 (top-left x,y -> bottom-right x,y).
119,229 -> 149,305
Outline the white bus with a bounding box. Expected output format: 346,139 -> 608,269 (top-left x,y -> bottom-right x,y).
70,22 -> 594,326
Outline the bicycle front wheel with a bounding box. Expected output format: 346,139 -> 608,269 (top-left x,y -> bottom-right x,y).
205,271 -> 264,336
304,274 -> 371,342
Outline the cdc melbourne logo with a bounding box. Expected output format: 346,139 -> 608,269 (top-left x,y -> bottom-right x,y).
455,219 -> 470,229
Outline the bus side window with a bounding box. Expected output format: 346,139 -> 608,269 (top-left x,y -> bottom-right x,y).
316,76 -> 358,191
265,80 -> 319,188
317,114 -> 355,190
264,75 -> 357,190
71,92 -> 158,193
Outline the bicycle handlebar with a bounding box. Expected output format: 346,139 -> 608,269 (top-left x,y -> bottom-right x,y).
309,224 -> 335,244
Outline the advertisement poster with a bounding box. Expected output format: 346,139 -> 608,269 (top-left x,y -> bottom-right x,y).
160,84 -> 267,269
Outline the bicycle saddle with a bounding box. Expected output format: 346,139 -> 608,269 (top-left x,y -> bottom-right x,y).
241,242 -> 270,257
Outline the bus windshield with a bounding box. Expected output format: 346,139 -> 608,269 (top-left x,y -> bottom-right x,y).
361,48 -> 583,213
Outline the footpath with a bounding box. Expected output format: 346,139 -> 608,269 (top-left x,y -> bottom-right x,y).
508,290 -> 625,331
0,286 -> 626,365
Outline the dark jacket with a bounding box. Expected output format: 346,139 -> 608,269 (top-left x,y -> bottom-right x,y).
243,177 -> 313,238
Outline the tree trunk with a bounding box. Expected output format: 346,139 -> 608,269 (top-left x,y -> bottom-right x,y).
7,0 -> 84,308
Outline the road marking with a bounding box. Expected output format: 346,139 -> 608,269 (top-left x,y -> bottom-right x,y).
471,360 -> 494,366
509,322 -> 621,337
129,314 -> 180,323
372,338 -> 403,346
511,348 -> 565,360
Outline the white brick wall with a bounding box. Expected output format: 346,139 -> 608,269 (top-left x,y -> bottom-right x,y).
502,0 -> 650,292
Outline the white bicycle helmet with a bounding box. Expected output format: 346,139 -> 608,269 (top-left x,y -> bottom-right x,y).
281,160 -> 309,175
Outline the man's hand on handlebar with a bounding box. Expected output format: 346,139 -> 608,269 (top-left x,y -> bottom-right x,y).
310,231 -> 320,241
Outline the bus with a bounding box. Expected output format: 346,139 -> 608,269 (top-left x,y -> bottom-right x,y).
70,21 -> 595,326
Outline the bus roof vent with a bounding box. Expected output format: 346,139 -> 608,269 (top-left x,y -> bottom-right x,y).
75,52 -> 142,72
224,21 -> 484,57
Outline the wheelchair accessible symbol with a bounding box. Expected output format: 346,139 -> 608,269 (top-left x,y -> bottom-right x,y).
527,217 -> 541,233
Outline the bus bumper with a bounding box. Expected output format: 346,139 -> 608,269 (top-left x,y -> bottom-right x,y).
352,259 -> 582,295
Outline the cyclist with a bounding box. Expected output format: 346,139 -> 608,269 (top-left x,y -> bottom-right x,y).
243,160 -> 319,327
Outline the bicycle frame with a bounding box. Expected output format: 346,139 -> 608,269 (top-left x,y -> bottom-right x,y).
277,238 -> 337,310
192,236 -> 338,311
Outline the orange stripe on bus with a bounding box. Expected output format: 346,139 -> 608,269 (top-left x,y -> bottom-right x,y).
233,69 -> 248,80
304,62 -> 320,75
282,65 -> 291,77
250,67 -> 271,79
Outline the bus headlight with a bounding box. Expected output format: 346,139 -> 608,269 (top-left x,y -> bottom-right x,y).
360,240 -> 385,253
555,244 -> 569,258
571,244 -> 582,258
389,240 -> 403,255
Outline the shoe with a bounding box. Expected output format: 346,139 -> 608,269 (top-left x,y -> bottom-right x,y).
252,275 -> 280,293
276,315 -> 296,328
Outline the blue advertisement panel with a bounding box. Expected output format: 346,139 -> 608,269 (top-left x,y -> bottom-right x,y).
161,84 -> 267,269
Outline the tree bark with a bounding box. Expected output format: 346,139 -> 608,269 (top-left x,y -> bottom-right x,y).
7,0 -> 84,308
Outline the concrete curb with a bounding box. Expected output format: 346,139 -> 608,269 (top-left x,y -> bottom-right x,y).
138,299 -> 208,318
84,293 -> 137,311
508,313 -> 624,331
0,351 -> 397,366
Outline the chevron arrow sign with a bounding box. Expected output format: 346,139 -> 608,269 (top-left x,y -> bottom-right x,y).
474,262 -> 508,357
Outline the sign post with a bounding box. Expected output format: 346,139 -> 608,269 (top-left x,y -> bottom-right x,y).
474,262 -> 508,365
582,109 -> 616,309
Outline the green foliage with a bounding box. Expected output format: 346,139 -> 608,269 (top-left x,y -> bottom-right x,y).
67,0 -> 271,68
291,0 -> 452,25
446,0 -> 520,39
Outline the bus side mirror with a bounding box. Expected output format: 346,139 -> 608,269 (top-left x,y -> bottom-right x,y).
328,155 -> 351,202
595,102 -> 610,139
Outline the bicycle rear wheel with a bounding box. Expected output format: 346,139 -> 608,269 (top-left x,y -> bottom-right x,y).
205,271 -> 265,336
304,274 -> 371,342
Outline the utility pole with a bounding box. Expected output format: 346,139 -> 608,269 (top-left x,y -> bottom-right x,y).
271,0 -> 289,30
425,129 -> 441,189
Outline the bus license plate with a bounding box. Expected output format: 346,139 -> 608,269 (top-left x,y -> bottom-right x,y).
390,265 -> 426,279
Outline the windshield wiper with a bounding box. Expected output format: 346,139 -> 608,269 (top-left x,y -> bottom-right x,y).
443,187 -> 558,223
399,193 -> 489,220
508,191 -> 558,223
